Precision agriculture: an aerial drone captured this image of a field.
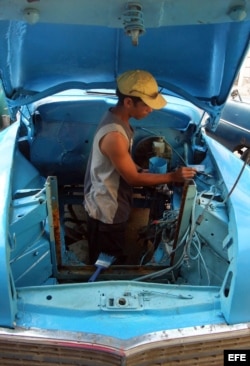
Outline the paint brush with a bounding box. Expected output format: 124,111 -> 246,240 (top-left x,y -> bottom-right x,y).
88,252 -> 116,282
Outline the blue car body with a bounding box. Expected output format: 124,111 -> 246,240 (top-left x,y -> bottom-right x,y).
1,0 -> 250,364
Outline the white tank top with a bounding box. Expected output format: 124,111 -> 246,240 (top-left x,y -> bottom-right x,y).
84,110 -> 134,224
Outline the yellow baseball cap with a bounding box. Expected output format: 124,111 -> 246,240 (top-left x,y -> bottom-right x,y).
117,70 -> 167,110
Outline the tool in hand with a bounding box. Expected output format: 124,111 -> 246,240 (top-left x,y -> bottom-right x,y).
197,171 -> 213,178
88,252 -> 116,282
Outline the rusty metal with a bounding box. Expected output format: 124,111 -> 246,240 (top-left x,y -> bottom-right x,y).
45,176 -> 62,270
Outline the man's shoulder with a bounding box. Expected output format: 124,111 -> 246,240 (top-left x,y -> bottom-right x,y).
97,111 -> 126,133
99,109 -> 123,126
98,123 -> 128,138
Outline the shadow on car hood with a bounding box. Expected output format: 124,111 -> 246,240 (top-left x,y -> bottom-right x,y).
0,0 -> 250,119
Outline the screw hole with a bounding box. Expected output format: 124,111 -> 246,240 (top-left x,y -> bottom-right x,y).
118,297 -> 126,306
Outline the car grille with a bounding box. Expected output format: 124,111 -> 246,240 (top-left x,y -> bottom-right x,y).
1,331 -> 250,365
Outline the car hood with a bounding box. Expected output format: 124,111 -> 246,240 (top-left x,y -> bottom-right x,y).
0,0 -> 250,126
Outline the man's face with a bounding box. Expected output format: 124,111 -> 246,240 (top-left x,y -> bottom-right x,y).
126,97 -> 153,120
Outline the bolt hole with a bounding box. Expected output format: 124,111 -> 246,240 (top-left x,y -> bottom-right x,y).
46,295 -> 52,300
118,297 -> 126,306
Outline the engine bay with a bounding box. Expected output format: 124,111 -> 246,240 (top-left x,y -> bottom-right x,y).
9,94 -> 230,288
59,138 -> 229,286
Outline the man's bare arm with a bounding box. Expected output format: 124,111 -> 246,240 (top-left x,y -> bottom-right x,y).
100,131 -> 196,186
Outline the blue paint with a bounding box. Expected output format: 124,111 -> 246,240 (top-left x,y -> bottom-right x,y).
15,282 -> 222,339
0,0 -> 250,349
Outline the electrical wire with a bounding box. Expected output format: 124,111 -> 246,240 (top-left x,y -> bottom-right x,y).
223,149 -> 250,203
136,224 -> 190,280
133,251 -> 185,281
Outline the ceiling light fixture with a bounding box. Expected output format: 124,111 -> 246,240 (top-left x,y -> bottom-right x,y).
122,2 -> 145,46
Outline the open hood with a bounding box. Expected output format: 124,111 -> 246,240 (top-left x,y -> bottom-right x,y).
0,0 -> 250,121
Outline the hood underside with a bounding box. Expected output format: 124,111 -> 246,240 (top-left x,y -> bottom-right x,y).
0,0 -> 250,115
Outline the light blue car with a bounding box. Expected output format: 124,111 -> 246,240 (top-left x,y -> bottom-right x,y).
1,1 -> 250,364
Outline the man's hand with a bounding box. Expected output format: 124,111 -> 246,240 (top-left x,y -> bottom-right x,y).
171,167 -> 197,182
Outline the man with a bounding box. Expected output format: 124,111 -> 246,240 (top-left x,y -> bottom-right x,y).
84,70 -> 196,264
